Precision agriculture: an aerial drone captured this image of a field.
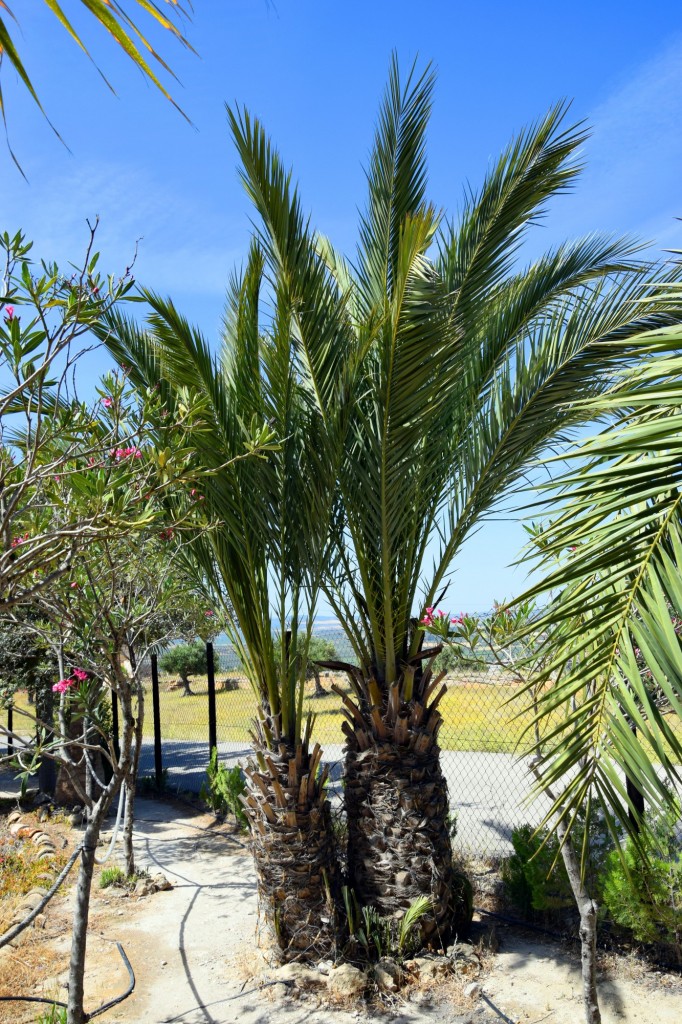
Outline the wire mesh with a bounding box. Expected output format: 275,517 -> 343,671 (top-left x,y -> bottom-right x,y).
136,630 -> 549,857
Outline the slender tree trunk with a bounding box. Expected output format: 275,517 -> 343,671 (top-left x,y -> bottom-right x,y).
311,668 -> 326,697
555,816 -> 601,1024
120,651 -> 143,876
122,779 -> 135,877
67,778 -> 120,1024
180,672 -> 193,696
122,678 -> 143,876
67,668 -> 135,1024
35,686 -> 56,796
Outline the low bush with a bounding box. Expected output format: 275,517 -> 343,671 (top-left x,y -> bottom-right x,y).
342,886 -> 433,960
99,866 -> 126,889
201,747 -> 248,830
502,816 -> 613,918
601,808 -> 682,958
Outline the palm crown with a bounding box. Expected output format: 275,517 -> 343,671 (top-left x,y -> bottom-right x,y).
230,56 -> 681,692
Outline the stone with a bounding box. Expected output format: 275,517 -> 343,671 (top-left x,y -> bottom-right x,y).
33,914 -> 47,929
316,959 -> 334,976
272,964 -> 327,990
133,877 -> 155,897
326,963 -> 367,1000
411,955 -> 452,980
447,941 -> 475,958
463,982 -> 482,1000
374,959 -> 403,992
410,989 -> 433,1007
152,873 -> 173,892
270,982 -> 290,1002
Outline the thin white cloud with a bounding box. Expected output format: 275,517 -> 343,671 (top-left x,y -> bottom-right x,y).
547,34 -> 682,251
3,158 -> 245,299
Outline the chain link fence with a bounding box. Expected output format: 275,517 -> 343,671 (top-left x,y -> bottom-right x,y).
135,631 -> 549,858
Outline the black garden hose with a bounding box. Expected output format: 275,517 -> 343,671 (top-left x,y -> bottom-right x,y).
0,940 -> 135,1020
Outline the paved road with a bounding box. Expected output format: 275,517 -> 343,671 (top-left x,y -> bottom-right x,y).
138,738 -> 551,857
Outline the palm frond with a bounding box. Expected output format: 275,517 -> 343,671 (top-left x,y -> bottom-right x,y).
356,53 -> 436,314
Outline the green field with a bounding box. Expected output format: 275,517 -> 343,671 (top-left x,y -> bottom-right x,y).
9,673 -> 535,754
9,674 -> 682,756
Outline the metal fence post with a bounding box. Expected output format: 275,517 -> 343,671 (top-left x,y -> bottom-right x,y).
6,702 -> 13,758
206,641 -> 217,755
151,653 -> 163,789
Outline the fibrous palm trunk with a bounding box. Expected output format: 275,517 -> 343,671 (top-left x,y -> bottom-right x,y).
335,658 -> 470,946
242,717 -> 342,962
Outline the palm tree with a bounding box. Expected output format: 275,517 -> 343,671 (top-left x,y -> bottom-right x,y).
101,241 -> 351,961
509,302 -> 682,848
228,56 -> 682,943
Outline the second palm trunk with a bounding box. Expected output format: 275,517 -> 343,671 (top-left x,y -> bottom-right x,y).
339,664 -> 470,946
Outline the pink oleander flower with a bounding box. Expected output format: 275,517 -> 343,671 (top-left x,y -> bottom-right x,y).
102,397 -> 113,408
159,527 -> 175,542
436,609 -> 446,617
420,614 -> 434,626
70,581 -> 79,589
71,668 -> 88,681
11,532 -> 29,548
52,678 -> 75,694
111,446 -> 142,461
425,606 -> 434,614
4,305 -> 14,321
204,610 -> 214,618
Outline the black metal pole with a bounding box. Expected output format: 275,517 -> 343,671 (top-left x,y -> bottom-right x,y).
151,653 -> 163,790
626,722 -> 645,832
7,702 -> 13,757
206,641 -> 217,755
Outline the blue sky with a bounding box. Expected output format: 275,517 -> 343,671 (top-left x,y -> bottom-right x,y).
2,1 -> 682,612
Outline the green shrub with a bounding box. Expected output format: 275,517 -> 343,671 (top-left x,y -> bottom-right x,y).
601,809 -> 682,956
201,747 -> 248,830
137,769 -> 169,795
99,866 -> 126,889
35,1004 -> 66,1024
502,825 -> 573,916
452,870 -> 474,935
342,885 -> 433,961
502,817 -> 613,917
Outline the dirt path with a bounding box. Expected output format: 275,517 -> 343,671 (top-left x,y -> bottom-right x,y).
4,792 -> 680,1024
90,799 -> 468,1024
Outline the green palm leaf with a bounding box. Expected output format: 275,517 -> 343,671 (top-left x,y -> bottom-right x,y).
513,321 -> 682,846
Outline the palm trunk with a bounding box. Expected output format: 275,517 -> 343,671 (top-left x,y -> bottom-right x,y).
242,717 -> 342,962
337,659 -> 470,947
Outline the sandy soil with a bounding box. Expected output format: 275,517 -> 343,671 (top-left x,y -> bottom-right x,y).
2,794 -> 682,1024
